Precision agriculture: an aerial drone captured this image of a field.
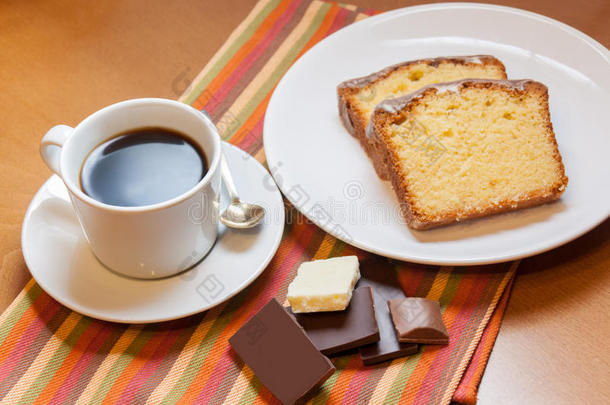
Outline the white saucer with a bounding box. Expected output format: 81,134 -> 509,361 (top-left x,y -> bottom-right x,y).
21,142 -> 284,323
264,3 -> 610,265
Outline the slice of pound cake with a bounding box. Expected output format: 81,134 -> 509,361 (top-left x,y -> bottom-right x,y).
368,79 -> 568,230
337,56 -> 507,179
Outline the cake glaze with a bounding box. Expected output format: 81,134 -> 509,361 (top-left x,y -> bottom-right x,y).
374,79 -> 538,119
337,55 -> 508,180
337,55 -> 493,90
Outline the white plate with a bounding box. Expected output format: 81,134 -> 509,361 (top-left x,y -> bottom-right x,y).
21,143 -> 284,323
263,3 -> 610,265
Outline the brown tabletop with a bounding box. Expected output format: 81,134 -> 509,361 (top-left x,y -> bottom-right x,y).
1,1 -> 608,403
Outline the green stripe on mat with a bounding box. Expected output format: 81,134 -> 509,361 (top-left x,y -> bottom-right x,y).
159,296 -> 253,404
0,283 -> 44,347
237,371 -> 263,404
312,355 -> 355,405
439,271 -> 464,309
183,0 -> 282,105
328,239 -> 348,259
18,316 -> 92,404
89,326 -> 156,404
218,1 -> 331,141
383,354 -> 424,404
427,274 -> 502,404
382,270 -> 464,402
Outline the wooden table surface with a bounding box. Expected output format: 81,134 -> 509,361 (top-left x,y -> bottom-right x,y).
1,0 -> 608,403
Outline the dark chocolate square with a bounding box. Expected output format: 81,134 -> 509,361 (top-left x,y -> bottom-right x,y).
357,258 -> 418,365
289,286 -> 380,356
229,298 -> 335,404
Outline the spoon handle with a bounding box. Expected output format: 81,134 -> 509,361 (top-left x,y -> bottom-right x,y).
220,152 -> 240,202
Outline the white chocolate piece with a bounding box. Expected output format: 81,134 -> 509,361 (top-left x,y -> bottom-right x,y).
287,256 -> 360,313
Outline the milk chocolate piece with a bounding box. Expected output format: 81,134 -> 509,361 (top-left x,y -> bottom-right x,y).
229,299 -> 335,404
289,286 -> 380,356
357,258 -> 418,365
388,297 -> 449,345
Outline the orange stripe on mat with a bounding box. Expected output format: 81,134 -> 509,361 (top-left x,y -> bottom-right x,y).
174,221 -> 312,403
228,1 -> 340,149
100,330 -> 170,405
32,322 -> 105,404
325,355 -> 362,403
297,2 -> 340,57
191,0 -> 293,111
0,293 -> 55,366
228,92 -> 271,146
401,276 -> 480,404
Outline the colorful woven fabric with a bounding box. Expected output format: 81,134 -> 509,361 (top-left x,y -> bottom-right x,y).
0,1 -> 517,404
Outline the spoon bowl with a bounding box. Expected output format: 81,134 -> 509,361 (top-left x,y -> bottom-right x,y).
219,152 -> 266,229
220,200 -> 266,229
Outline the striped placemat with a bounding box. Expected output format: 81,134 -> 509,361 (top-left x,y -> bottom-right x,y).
0,1 -> 517,404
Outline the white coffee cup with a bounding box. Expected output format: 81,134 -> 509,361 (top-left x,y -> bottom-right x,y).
40,98 -> 222,279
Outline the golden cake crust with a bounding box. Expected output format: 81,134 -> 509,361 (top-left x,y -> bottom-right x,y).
337,55 -> 507,179
369,79 -> 568,230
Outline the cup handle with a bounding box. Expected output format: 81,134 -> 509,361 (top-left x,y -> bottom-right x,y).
40,125 -> 73,175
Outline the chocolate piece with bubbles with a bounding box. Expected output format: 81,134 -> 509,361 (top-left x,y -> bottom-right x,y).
388,297 -> 449,345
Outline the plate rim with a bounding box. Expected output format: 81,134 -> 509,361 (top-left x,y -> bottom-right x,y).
263,2 -> 610,266
312,2 -> 610,62
21,142 -> 285,323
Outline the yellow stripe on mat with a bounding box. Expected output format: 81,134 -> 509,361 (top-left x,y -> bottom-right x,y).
211,0 -> 325,133
439,262 -> 518,405
427,269 -> 452,301
75,325 -> 144,403
3,312 -> 82,404
178,0 -> 274,102
144,304 -> 228,404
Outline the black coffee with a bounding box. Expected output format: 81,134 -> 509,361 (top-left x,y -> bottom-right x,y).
80,127 -> 207,207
